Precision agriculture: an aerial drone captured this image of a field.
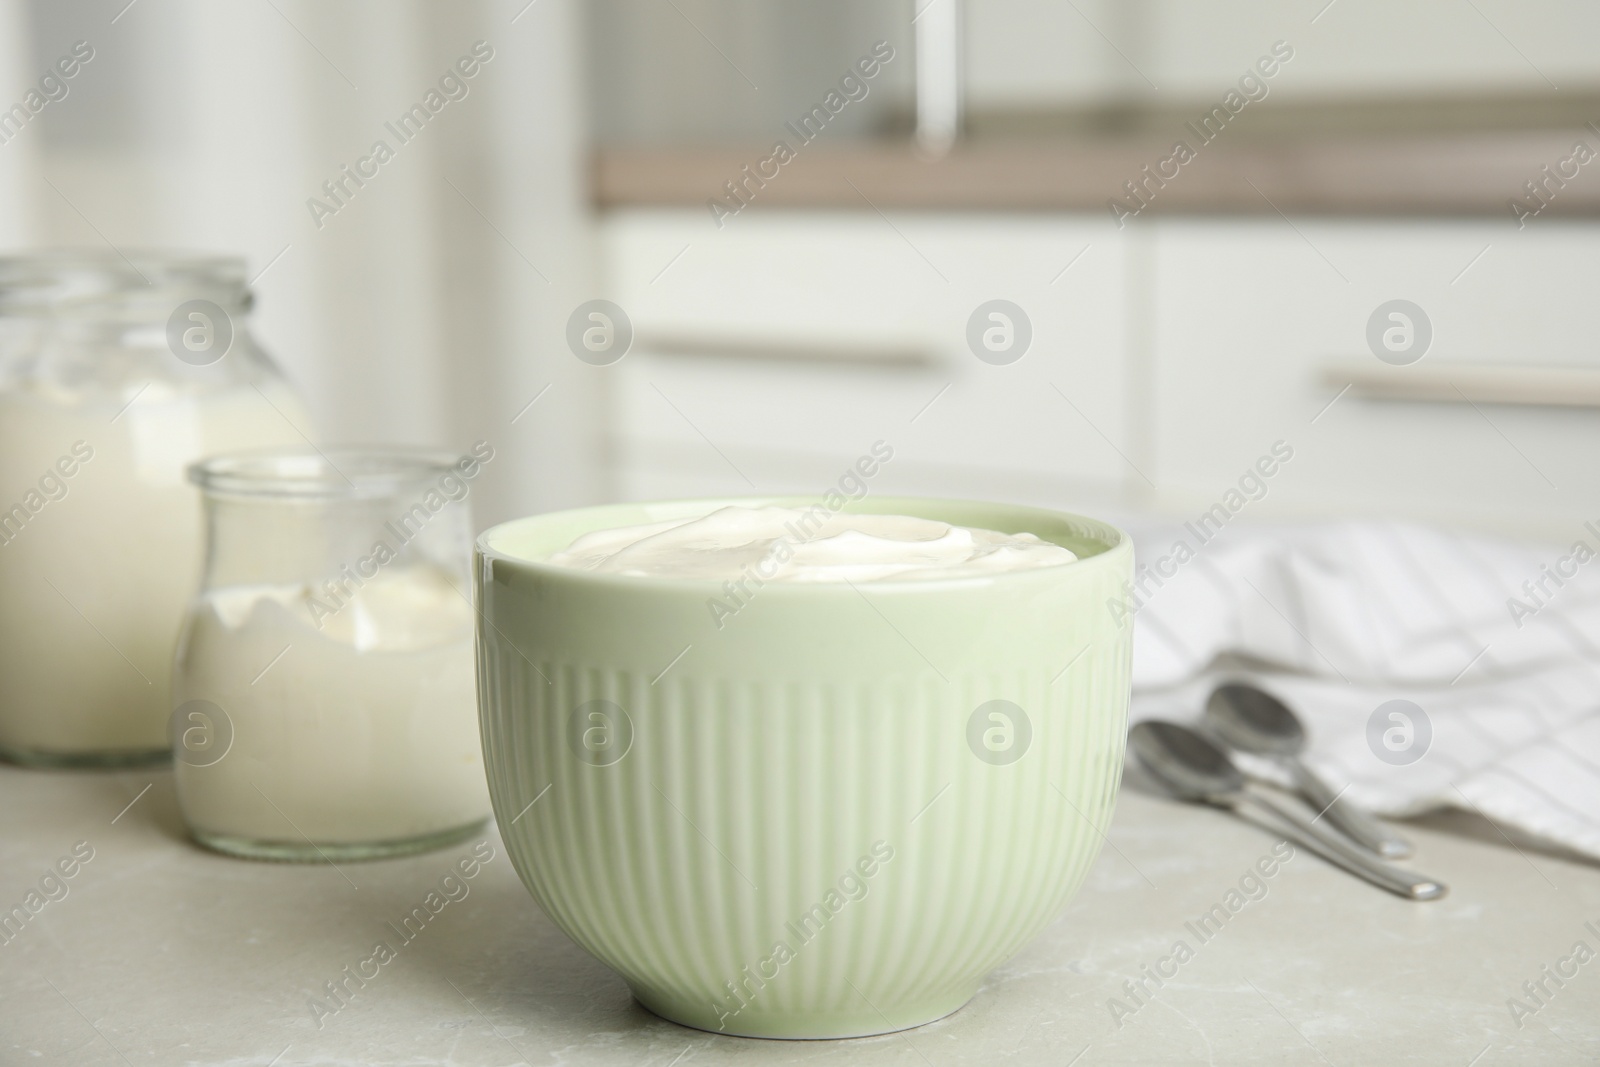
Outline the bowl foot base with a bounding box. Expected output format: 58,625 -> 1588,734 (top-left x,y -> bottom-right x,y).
630,979 -> 978,1040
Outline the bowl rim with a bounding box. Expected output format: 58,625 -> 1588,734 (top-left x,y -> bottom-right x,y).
475,495 -> 1131,595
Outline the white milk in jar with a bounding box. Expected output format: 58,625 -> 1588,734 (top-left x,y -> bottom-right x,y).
173,569 -> 488,851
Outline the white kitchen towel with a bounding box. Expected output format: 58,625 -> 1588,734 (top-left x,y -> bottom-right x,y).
1121,519 -> 1600,860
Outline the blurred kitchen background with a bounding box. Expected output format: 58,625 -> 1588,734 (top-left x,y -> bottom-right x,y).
6,0 -> 1599,539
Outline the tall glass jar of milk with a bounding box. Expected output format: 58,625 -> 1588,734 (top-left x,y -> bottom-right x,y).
0,252 -> 310,766
172,447 -> 492,860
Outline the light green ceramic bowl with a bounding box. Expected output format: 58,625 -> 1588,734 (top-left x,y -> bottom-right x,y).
475,497 -> 1133,1039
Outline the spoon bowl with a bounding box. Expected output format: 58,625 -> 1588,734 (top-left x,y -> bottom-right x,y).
1128,720 -> 1245,802
1204,682 -> 1414,860
1205,683 -> 1305,757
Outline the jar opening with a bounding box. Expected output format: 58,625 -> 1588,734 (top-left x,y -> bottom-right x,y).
189,447 -> 466,501
0,250 -> 250,316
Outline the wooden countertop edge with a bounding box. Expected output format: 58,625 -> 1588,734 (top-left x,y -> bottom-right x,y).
593,134 -> 1600,218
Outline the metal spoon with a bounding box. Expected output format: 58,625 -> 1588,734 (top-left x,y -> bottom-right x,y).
1205,683 -> 1414,860
1129,720 -> 1446,901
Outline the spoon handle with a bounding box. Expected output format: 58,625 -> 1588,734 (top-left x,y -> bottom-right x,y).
1290,757 -> 1413,859
1235,789 -> 1446,901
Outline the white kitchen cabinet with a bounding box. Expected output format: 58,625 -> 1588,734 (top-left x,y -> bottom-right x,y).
598,210 -> 1133,509
1149,219 -> 1600,539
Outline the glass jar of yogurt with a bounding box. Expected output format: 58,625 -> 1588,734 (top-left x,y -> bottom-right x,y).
0,252 -> 310,766
172,447 -> 492,861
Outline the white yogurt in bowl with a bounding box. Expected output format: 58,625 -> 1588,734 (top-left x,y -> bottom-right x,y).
545,505 -> 1078,582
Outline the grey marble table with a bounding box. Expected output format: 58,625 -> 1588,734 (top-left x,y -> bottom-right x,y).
2,763 -> 1598,1066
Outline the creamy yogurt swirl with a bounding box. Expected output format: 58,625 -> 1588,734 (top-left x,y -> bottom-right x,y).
544,505 -> 1077,582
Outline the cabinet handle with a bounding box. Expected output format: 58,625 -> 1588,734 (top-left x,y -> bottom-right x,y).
1320,359 -> 1600,408
638,331 -> 936,368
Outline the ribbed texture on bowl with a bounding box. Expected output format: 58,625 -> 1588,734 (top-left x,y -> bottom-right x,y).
479,637 -> 1130,1038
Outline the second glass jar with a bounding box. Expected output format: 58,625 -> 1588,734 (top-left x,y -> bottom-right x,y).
172,447 -> 493,861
